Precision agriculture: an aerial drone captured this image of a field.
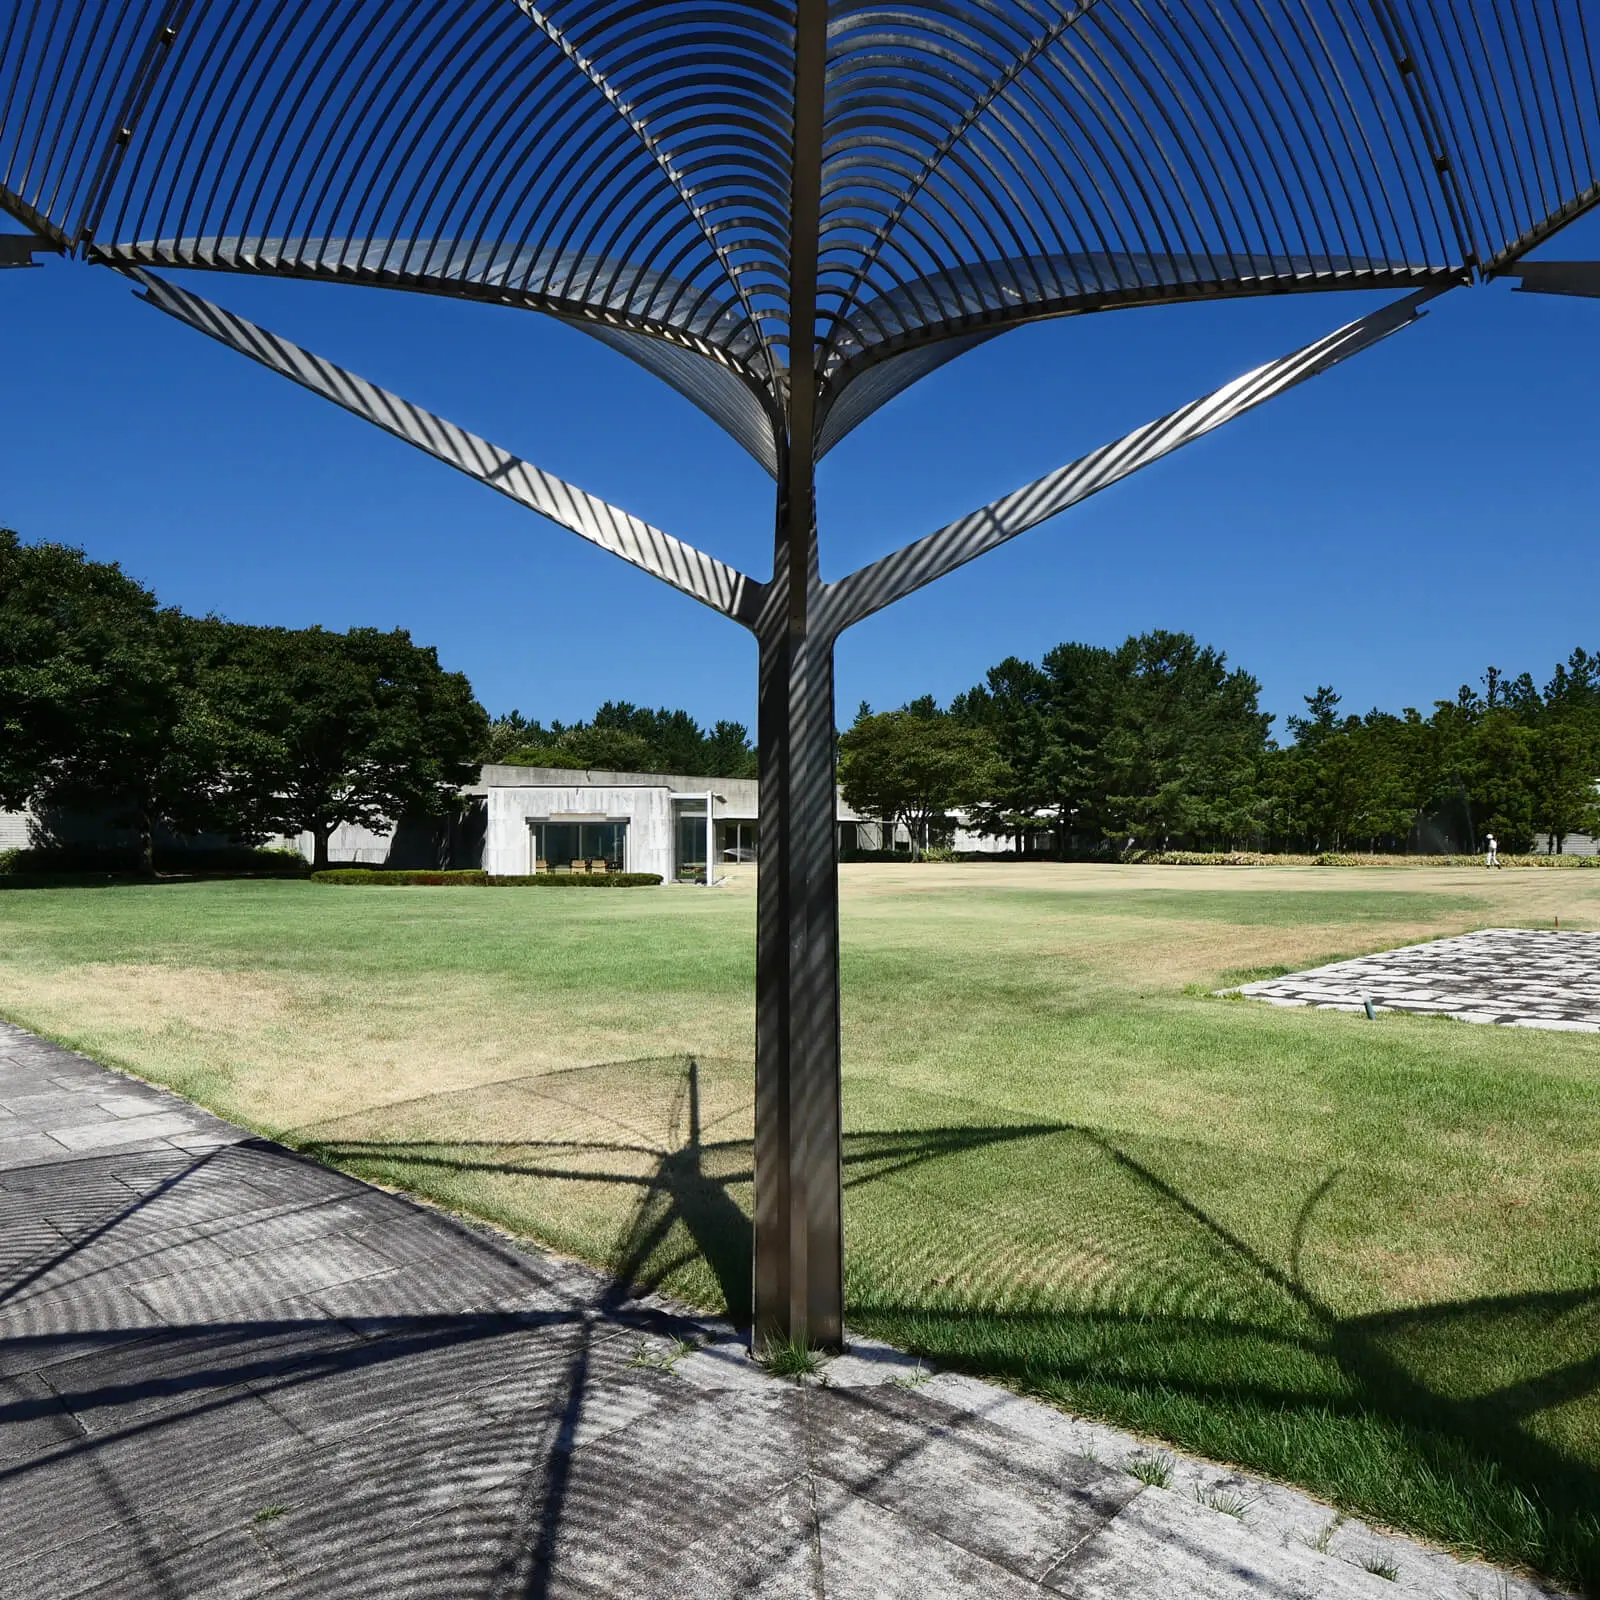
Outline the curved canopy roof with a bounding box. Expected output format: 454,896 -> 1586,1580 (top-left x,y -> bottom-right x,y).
4,1 -> 1598,465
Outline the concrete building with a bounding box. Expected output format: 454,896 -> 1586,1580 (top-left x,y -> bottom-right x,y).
265,766 -> 767,879
478,764 -> 761,879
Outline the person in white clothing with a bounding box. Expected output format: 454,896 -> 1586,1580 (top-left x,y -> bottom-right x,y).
1485,833 -> 1499,868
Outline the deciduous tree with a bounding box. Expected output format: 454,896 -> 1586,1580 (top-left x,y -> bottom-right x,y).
217,625 -> 487,870
838,702 -> 1003,856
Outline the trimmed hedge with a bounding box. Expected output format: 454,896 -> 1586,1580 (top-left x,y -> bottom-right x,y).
310,869 -> 662,887
310,869 -> 488,886
490,872 -> 662,888
0,843 -> 308,877
0,871 -> 125,890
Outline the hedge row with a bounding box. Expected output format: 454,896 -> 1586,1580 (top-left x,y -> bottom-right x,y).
489,872 -> 663,887
0,844 -> 308,876
310,869 -> 486,885
309,869 -> 662,887
0,871 -> 126,890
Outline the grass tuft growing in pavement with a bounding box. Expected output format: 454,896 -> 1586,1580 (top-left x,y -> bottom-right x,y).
759,1336 -> 825,1379
1126,1454 -> 1175,1489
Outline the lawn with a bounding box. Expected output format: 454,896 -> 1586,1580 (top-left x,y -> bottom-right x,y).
2,863 -> 1598,1590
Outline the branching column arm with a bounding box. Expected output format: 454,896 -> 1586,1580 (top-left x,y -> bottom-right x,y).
129,270 -> 766,628
1504,262 -> 1600,298
819,289 -> 1445,637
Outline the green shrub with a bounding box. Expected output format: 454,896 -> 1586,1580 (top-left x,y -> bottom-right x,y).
310,869 -> 489,886
1108,849 -> 1600,869
488,873 -> 662,888
1311,851 -> 1599,869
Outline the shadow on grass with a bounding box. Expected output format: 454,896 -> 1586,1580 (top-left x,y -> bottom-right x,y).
298,1059 -> 1060,1332
861,1129 -> 1600,1594
296,1057 -> 1600,1593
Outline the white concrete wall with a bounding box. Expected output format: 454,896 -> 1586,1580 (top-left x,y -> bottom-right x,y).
952,823 -> 1014,854
484,784 -> 675,877
0,808 -> 32,852
267,821 -> 398,864
1533,832 -> 1600,857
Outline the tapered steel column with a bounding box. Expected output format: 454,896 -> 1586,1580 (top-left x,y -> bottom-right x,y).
752,464 -> 844,1350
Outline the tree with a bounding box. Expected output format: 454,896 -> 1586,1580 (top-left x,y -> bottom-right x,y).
1464,710 -> 1537,852
838,702 -> 1003,856
953,646 -> 1116,853
2,528 -> 158,806
1271,691 -> 1436,853
1529,721 -> 1600,852
482,709 -> 547,763
951,657 -> 1053,842
0,530 -> 225,871
1099,631 -> 1270,849
36,609 -> 255,870
499,700 -> 758,777
218,625 -> 488,869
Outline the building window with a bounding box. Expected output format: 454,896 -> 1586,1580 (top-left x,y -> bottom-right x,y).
719,820 -> 758,862
531,820 -> 627,872
674,805 -> 709,881
673,801 -> 757,877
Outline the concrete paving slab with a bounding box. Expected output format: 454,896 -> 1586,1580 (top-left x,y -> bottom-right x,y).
813,1482 -> 1050,1600
127,1234 -> 398,1321
48,1111 -> 222,1151
1043,1481 -> 1400,1598
0,1019 -> 1573,1600
807,1383 -> 1139,1585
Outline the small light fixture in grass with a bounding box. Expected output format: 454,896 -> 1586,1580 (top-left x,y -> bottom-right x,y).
759,1335 -> 824,1379
1125,1453 -> 1174,1489
1363,997 -> 1377,1020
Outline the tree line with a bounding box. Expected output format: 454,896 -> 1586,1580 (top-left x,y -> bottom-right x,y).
482,703 -> 757,778
9,529 -> 1594,870
1,530 -> 488,870
1,530 -> 757,871
840,630 -> 1600,856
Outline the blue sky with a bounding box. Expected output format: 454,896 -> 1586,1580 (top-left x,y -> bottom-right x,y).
4,213 -> 1599,739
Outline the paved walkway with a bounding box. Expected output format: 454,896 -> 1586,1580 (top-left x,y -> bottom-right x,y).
0,1020 -> 1566,1599
1232,928 -> 1600,1030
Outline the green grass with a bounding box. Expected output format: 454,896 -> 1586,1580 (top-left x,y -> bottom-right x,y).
1,863 -> 1598,1591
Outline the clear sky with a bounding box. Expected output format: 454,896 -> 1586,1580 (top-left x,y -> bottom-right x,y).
4,212 -> 1599,740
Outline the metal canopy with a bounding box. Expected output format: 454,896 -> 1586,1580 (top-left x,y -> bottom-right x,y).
6,2 -> 1600,1348
6,2 -> 1600,461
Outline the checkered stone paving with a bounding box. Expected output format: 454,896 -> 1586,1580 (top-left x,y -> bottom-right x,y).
1231,928 -> 1600,1030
